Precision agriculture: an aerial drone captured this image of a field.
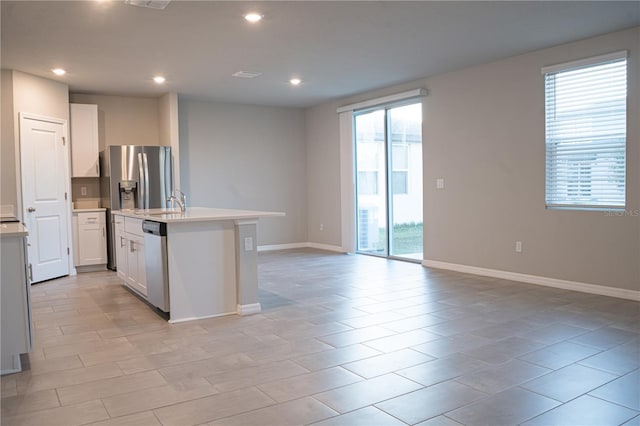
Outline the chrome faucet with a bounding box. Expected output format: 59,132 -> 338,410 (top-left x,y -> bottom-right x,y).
167,189 -> 186,213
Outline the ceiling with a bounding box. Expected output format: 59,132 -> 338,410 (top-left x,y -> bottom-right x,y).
2,1 -> 639,108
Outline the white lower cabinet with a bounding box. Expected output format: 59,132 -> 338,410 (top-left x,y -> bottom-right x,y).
115,219 -> 128,282
114,215 -> 147,297
1,225 -> 33,374
72,210 -> 107,270
126,234 -> 147,296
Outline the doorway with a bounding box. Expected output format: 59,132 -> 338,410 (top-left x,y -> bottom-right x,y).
354,102 -> 423,261
19,113 -> 71,283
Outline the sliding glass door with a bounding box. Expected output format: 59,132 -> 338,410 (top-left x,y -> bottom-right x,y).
355,102 -> 423,261
355,109 -> 387,255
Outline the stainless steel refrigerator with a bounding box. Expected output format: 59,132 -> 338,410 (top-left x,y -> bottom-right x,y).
100,145 -> 173,270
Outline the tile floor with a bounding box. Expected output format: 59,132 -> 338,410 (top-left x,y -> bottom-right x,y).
1,248 -> 639,425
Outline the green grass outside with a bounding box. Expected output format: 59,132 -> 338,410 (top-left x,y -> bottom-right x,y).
391,222 -> 423,255
369,222 -> 423,255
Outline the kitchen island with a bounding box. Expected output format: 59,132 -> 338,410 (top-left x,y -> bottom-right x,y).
112,207 -> 284,323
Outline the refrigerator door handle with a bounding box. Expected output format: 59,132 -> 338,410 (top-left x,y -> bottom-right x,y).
165,148 -> 173,207
159,148 -> 170,208
143,153 -> 150,209
137,152 -> 145,209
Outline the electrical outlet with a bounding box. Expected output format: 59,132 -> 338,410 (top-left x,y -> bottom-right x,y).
319,223 -> 324,231
515,241 -> 522,253
436,178 -> 445,189
244,237 -> 253,251
80,186 -> 87,196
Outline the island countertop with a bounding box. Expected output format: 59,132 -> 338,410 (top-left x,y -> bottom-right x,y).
112,207 -> 285,223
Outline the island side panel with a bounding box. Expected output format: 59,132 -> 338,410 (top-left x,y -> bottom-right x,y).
1,234 -> 30,374
166,220 -> 237,322
234,220 -> 260,315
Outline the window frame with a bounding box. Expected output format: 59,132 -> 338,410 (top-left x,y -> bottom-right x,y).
542,50 -> 628,211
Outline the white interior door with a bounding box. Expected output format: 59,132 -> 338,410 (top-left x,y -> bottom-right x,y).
20,115 -> 70,283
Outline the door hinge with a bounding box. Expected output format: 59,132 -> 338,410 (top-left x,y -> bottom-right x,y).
28,263 -> 33,281
67,247 -> 70,255
62,136 -> 66,146
65,192 -> 68,200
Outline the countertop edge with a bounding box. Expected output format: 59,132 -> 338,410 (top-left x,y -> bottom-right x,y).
111,208 -> 285,224
0,223 -> 28,237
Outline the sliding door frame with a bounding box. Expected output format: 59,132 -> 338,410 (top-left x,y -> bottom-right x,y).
337,88 -> 427,257
353,99 -> 423,263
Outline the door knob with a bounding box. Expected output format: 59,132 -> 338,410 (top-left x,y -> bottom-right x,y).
27,207 -> 36,212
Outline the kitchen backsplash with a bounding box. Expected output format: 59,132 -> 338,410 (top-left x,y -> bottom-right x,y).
71,177 -> 100,202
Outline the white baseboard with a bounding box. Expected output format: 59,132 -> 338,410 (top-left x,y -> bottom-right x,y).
257,242 -> 345,253
1,354 -> 22,375
237,303 -> 262,316
422,259 -> 640,301
76,264 -> 107,273
257,242 -> 308,252
168,311 -> 236,324
307,242 -> 345,253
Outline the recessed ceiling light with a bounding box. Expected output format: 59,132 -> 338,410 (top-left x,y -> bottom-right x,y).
153,76 -> 166,84
290,78 -> 302,86
244,13 -> 263,23
52,68 -> 66,76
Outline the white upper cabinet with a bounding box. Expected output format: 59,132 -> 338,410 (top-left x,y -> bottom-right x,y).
70,103 -> 99,177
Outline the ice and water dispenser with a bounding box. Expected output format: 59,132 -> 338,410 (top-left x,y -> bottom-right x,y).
118,180 -> 138,210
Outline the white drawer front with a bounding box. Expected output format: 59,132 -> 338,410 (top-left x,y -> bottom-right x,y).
78,212 -> 104,225
124,217 -> 144,237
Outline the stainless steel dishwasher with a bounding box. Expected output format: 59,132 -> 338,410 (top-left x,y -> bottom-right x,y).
142,220 -> 170,312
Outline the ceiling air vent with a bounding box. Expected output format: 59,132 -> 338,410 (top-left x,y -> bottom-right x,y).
125,0 -> 171,10
232,71 -> 262,79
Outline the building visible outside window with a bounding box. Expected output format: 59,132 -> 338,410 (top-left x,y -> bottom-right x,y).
357,171 -> 378,195
544,51 -> 627,209
392,144 -> 409,195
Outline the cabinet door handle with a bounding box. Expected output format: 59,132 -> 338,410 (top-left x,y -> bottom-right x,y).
120,236 -> 126,247
130,240 -> 135,252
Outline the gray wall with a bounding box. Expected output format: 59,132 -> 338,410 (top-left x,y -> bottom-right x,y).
68,93 -> 164,202
69,93 -> 161,150
158,93 -> 172,148
304,27 -> 639,291
305,102 -> 342,246
179,99 -> 307,246
1,70 -> 16,210
1,70 -> 69,213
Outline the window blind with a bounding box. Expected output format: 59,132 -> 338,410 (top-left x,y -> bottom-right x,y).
544,53 -> 627,209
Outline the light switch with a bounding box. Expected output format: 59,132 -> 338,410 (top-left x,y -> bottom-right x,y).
436,178 -> 445,189
81,186 -> 87,196
244,237 -> 254,251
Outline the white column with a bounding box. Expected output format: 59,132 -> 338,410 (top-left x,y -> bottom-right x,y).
234,219 -> 261,315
